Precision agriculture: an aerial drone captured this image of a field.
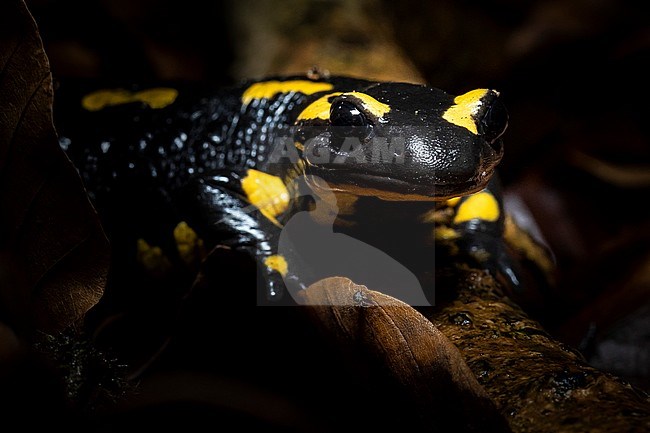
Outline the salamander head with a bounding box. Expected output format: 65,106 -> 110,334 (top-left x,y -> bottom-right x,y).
293,82 -> 507,200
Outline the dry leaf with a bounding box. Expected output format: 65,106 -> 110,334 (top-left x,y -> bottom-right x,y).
298,277 -> 511,432
0,0 -> 109,333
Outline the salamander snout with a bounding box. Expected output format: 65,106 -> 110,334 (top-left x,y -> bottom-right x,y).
479,95 -> 508,154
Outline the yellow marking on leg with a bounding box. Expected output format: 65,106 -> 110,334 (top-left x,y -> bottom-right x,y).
435,226 -> 460,240
82,88 -> 178,111
442,89 -> 489,134
264,255 -> 288,277
173,221 -> 207,266
136,238 -> 172,277
453,190 -> 500,224
241,169 -> 290,226
296,91 -> 391,121
241,80 -> 334,105
445,196 -> 461,207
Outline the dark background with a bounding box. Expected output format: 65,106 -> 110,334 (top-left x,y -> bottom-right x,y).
25,0 -> 650,391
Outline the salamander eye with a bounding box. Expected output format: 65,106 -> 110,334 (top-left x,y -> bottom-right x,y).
330,100 -> 368,127
480,98 -> 508,145
329,99 -> 372,152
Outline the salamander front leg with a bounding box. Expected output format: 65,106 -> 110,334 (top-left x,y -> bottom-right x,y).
436,181 -> 556,318
173,172 -> 301,304
440,177 -> 526,294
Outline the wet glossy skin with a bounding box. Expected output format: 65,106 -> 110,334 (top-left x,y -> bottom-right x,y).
55,75 -> 517,303
295,83 -> 506,199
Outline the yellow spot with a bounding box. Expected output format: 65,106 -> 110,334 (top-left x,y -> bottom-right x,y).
445,196 -> 461,207
294,142 -> 305,151
241,169 -> 290,226
241,80 -> 334,105
346,91 -> 391,118
297,92 -> 342,120
136,238 -> 172,277
133,88 -> 180,109
453,191 -> 500,224
173,221 -> 207,266
435,226 -> 460,240
82,89 -> 131,111
442,89 -> 489,134
82,88 -> 178,111
264,255 -> 288,276
296,91 -> 391,121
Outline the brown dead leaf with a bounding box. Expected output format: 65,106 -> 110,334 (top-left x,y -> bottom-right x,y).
298,277 -> 511,433
0,0 -> 109,333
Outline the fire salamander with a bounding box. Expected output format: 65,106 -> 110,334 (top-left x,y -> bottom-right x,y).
55,74 -> 552,305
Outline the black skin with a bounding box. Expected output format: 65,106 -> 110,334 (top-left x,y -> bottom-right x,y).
54,75 -> 514,304
296,83 -> 505,198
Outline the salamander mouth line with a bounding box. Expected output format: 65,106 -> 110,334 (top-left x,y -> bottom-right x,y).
304,169 -> 494,201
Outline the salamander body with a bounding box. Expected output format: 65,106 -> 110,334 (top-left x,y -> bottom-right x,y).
56,74 -> 542,305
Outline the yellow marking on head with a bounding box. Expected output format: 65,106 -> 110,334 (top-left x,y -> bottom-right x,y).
241,80 -> 334,105
173,221 -> 207,266
136,238 -> 172,277
346,91 -> 391,118
435,226 -> 460,240
264,255 -> 288,276
296,92 -> 342,120
453,190 -> 500,224
82,88 -> 178,111
241,169 -> 290,226
296,91 -> 391,121
442,89 -> 489,134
